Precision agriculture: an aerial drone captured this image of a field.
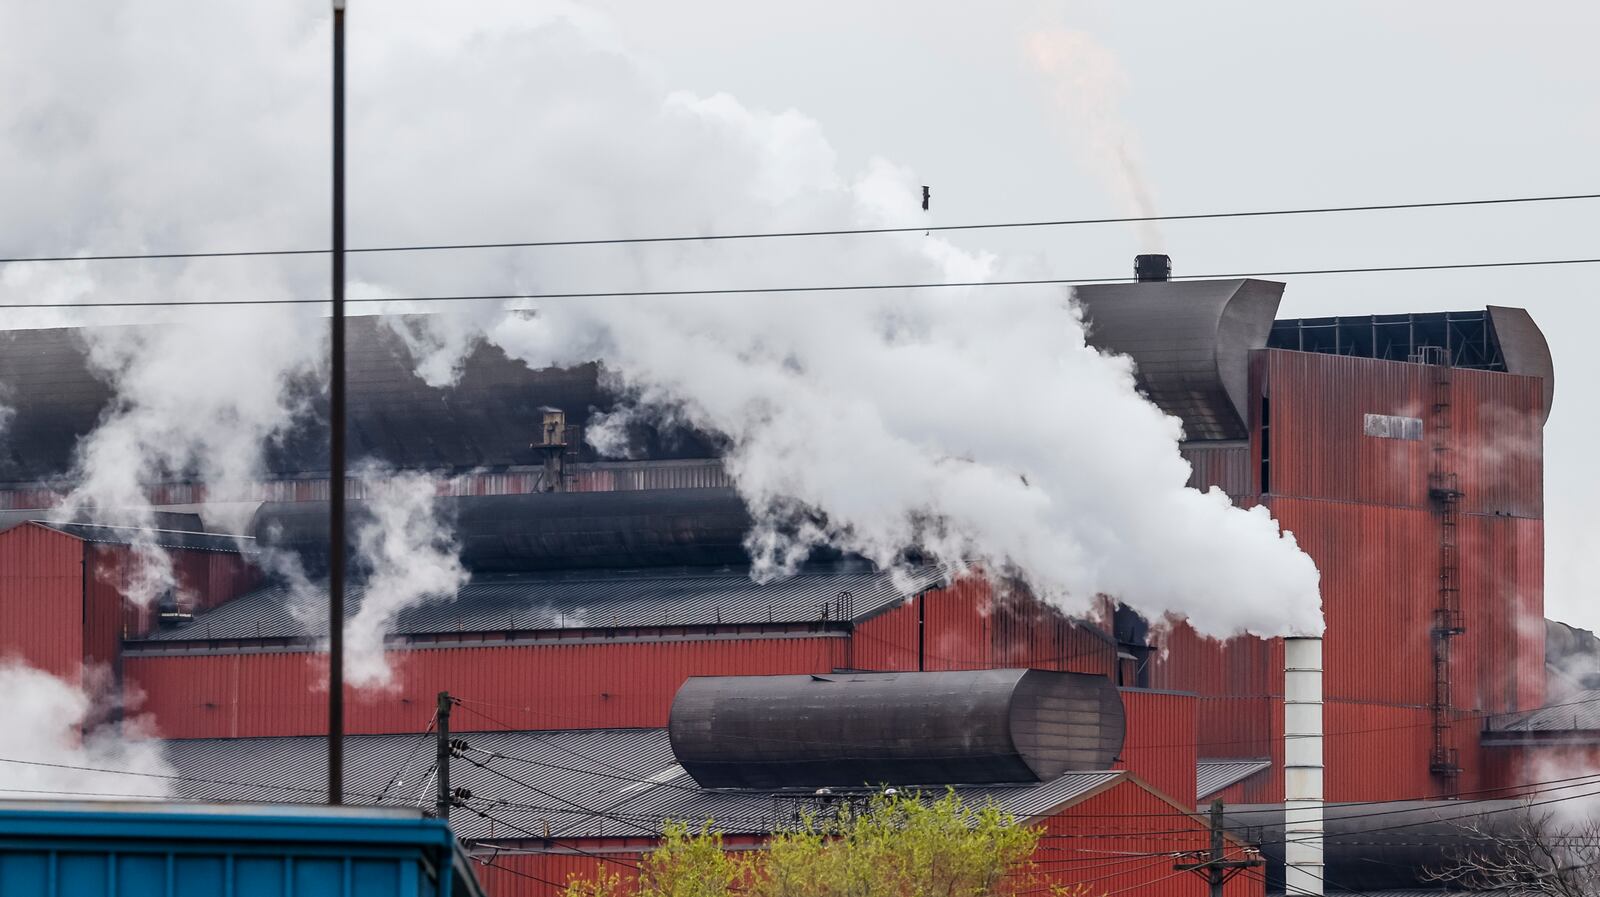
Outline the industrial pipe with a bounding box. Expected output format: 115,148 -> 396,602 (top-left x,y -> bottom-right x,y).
1284,636 -> 1324,897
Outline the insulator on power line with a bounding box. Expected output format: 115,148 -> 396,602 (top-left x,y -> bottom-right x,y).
453,787 -> 473,801
450,738 -> 469,756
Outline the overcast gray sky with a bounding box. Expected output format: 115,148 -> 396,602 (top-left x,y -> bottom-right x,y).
590,0 -> 1600,627
2,1 -> 1594,628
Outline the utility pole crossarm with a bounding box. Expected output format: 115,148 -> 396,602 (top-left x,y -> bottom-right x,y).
1175,800 -> 1263,897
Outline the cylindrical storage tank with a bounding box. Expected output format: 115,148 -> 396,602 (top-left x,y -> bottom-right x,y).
1284,636 -> 1324,897
668,668 -> 1125,789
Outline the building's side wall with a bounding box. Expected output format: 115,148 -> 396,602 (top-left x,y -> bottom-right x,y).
1481,743 -> 1600,795
1157,350 -> 1550,803
0,524 -> 84,682
125,636 -> 852,739
469,782 -> 1263,897
1116,690 -> 1198,805
1036,782 -> 1262,897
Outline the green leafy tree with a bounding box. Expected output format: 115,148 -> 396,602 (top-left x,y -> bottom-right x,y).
566,790 -> 1088,897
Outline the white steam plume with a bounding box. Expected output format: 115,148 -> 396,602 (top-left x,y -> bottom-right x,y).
1,1 -> 1319,638
1026,28 -> 1165,252
345,468 -> 469,689
49,319 -> 324,607
381,11 -> 1321,637
1,661 -> 172,800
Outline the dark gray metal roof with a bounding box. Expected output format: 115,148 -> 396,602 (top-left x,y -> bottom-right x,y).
159,728 -> 1126,841
1195,757 -> 1270,800
252,489 -> 762,574
0,519 -> 249,554
0,317 -> 716,485
1074,279 -> 1284,441
134,562 -> 943,643
669,669 -> 1125,789
1484,691 -> 1600,737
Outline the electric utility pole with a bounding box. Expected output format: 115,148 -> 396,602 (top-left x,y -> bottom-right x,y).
328,0 -> 348,806
1175,799 -> 1262,897
435,692 -> 453,821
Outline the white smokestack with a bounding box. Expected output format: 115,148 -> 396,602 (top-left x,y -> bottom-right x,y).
1284,636 -> 1324,897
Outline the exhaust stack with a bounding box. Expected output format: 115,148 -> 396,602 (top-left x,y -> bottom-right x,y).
1284,636 -> 1325,897
1133,253 -> 1171,282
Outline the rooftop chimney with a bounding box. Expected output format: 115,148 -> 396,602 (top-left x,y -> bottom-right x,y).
1134,254 -> 1171,283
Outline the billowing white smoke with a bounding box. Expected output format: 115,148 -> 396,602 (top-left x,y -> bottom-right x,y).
1,3 -> 330,608
345,468 -> 469,689
0,0 -> 1320,638
50,318 -> 324,607
1026,28 -> 1165,252
1,662 -> 172,800
379,9 -> 1322,637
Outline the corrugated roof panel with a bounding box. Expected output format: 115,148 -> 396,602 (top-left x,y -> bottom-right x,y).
138,563 -> 944,642
1195,757 -> 1271,800
161,728 -> 1123,841
34,522 -> 252,554
1486,690 -> 1600,733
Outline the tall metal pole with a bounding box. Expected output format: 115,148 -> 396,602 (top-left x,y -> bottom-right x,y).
435,692 -> 453,821
328,0 -> 348,806
1207,799 -> 1225,897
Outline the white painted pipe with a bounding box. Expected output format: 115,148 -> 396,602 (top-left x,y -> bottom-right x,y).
1284,636 -> 1324,897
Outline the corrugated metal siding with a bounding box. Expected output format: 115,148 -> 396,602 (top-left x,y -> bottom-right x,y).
0,523 -> 85,682
1480,744 -> 1600,795
1255,349 -> 1543,518
1179,441 -> 1252,501
89,545 -> 261,644
1196,758 -> 1270,801
568,461 -> 731,493
1454,367 -> 1544,518
477,852 -> 641,897
1,461 -> 733,511
1258,349 -> 1432,507
850,580 -> 1117,678
849,598 -> 919,671
1455,514 -> 1545,716
1115,690 -> 1197,804
82,544 -> 128,673
1035,781 -> 1262,897
1147,624 -> 1276,760
1324,703 -> 1445,801
127,636 -> 851,739
1264,498 -> 1437,708
919,578 -> 995,671
990,591 -> 1118,678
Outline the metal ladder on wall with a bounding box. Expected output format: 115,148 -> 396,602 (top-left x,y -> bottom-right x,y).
1415,344 -> 1465,784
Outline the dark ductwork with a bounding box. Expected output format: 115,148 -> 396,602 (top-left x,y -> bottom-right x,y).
251,488 -> 756,572
667,668 -> 1125,789
1075,278 -> 1283,440
1223,800 -> 1540,890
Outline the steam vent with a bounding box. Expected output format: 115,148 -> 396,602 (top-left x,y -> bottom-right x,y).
0,266 -> 1565,897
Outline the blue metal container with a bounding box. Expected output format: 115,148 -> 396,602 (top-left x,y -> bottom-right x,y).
0,802 -> 485,897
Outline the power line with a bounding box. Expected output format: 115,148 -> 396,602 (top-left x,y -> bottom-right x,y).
4,191 -> 1596,266
5,256 -> 1599,311
0,753 -> 387,802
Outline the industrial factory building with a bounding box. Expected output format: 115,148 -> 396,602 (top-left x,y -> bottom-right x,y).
0,269 -> 1577,896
